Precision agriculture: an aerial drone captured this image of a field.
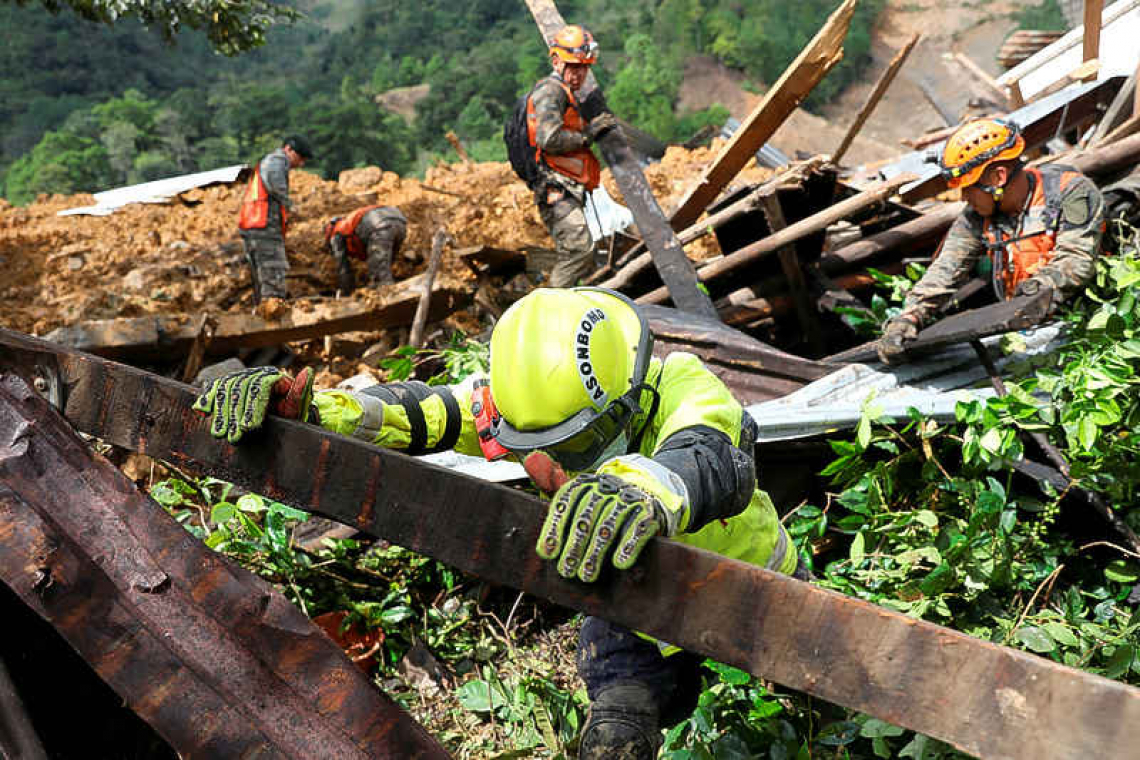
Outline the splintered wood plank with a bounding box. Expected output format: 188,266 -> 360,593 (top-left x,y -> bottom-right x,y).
4,328 -> 1140,759
668,0 -> 858,231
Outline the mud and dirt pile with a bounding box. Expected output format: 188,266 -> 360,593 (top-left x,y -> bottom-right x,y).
0,141 -> 771,340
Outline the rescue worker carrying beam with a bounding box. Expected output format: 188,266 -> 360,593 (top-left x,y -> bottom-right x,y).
192,286 -> 804,759
877,118 -> 1106,365
237,135 -> 313,304
528,25 -> 618,287
323,205 -> 408,293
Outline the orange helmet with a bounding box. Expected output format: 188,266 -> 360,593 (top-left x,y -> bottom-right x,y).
940,119 -> 1025,189
549,25 -> 598,65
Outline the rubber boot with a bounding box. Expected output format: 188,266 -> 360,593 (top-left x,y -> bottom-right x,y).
578,683 -> 661,760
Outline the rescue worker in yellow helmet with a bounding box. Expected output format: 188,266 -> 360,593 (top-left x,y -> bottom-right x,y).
193,286 -> 802,760
877,118 -> 1105,365
524,25 -> 619,287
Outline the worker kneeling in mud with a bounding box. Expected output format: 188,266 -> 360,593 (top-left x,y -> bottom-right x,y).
323,205 -> 408,293
877,118 -> 1106,365
193,286 -> 805,759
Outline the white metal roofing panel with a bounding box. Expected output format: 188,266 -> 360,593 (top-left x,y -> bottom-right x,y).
997,0 -> 1140,100
59,164 -> 246,217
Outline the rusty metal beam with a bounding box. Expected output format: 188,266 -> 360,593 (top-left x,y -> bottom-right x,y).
0,373 -> 450,760
4,329 -> 1140,759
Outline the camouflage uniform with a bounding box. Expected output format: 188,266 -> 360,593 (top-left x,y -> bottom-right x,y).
329,206 -> 407,290
240,148 -> 294,301
531,75 -> 596,288
899,165 -> 1105,327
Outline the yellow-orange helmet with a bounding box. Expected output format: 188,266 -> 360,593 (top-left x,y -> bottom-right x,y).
549,25 -> 598,65
940,119 -> 1024,189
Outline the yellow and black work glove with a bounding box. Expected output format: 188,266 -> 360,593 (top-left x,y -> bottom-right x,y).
525,452 -> 688,583
192,366 -> 316,444
876,316 -> 919,366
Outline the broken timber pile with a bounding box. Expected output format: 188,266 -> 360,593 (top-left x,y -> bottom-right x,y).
41,272 -> 471,362
4,329 -> 1140,759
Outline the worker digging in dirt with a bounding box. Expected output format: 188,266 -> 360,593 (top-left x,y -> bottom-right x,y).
237,134 -> 313,304
323,205 -> 408,294
192,286 -> 807,760
511,25 -> 619,287
877,118 -> 1105,365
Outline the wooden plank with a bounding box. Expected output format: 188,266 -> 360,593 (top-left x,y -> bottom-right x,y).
954,51 -> 1015,109
834,33 -> 920,163
822,289 -> 1052,364
43,274 -> 471,361
409,229 -> 451,349
760,191 -> 826,354
522,0 -> 718,319
4,328 -> 1140,760
1029,59 -> 1101,104
668,0 -> 858,231
1084,0 -> 1104,63
0,374 -> 449,760
638,175 -> 912,305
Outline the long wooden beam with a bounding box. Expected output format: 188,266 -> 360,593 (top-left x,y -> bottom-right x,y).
43,275 -> 470,361
638,175 -> 911,305
4,329 -> 1140,759
522,0 -> 717,319
668,0 -> 858,231
822,289 -> 1052,364
0,373 -> 449,760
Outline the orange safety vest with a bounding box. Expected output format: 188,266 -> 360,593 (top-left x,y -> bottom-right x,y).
981,165 -> 1083,298
327,205 -> 381,261
238,166 -> 289,235
526,78 -> 600,191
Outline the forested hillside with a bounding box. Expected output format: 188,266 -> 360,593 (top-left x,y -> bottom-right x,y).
0,0 -> 882,204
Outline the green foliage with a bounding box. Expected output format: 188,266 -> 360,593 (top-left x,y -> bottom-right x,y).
14,0 -> 299,55
1014,0 -> 1068,32
2,0 -> 887,200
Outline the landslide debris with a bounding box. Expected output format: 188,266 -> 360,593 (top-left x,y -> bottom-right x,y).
0,142 -> 772,345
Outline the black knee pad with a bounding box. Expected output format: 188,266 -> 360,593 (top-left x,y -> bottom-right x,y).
578,684 -> 661,760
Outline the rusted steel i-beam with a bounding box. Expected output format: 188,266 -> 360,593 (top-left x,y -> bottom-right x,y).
4,329 -> 1140,760
0,373 -> 450,760
522,0 -> 719,320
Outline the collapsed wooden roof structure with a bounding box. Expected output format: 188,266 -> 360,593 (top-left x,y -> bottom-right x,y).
5,0 -> 1140,757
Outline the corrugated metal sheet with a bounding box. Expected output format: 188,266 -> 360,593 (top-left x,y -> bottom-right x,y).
746,324 -> 1066,441
59,164 -> 246,216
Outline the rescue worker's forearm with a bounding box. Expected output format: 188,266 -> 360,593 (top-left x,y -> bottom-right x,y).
651,425 -> 756,531
533,86 -> 589,154
312,381 -> 482,457
900,219 -> 984,327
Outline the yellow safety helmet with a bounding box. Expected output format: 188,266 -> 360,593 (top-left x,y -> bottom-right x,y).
549,25 -> 599,65
940,118 -> 1025,189
489,287 -> 652,470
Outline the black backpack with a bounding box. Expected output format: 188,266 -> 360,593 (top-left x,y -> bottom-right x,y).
504,88 -> 541,190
